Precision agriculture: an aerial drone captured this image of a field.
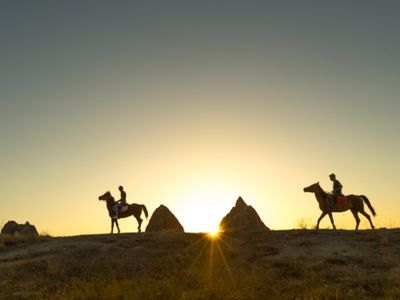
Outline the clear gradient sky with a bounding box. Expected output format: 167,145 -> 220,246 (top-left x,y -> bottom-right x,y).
1,1 -> 399,235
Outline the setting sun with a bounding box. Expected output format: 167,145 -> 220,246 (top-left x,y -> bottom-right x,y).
174,178 -> 240,233
207,228 -> 220,238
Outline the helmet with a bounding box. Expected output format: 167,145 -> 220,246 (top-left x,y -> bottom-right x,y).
329,173 -> 336,178
118,185 -> 124,190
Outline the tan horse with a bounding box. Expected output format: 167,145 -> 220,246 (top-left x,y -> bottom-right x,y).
303,182 -> 376,230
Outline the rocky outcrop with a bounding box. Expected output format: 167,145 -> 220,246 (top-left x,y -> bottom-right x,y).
219,197 -> 269,233
145,205 -> 184,232
1,221 -> 39,237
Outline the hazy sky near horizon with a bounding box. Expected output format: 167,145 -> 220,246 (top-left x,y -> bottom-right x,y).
1,1 -> 400,235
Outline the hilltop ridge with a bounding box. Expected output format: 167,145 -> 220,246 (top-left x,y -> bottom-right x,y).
1,229 -> 400,299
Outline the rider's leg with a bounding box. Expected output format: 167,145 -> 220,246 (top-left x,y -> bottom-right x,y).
113,205 -> 119,219
328,194 -> 335,211
332,194 -> 339,210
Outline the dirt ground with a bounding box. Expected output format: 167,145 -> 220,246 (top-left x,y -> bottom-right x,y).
1,229 -> 400,299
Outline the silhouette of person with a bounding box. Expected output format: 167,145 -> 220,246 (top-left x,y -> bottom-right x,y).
118,185 -> 127,206
113,185 -> 127,219
328,173 -> 343,211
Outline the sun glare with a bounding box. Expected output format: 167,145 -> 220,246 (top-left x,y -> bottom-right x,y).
208,227 -> 220,238
177,181 -> 236,233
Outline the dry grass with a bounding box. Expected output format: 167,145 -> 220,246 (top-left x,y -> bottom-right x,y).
1,229 -> 400,299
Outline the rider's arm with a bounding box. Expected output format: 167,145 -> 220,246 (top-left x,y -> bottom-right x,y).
333,181 -> 343,193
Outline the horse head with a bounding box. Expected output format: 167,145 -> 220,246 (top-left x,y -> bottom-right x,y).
303,182 -> 321,193
98,191 -> 112,202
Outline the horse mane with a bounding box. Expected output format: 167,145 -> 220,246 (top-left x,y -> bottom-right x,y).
316,183 -> 328,195
108,195 -> 115,203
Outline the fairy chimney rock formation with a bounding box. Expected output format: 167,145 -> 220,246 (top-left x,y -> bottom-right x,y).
145,205 -> 184,232
1,221 -> 39,237
219,197 -> 269,233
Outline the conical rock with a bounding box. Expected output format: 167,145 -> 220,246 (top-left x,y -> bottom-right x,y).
145,205 -> 184,232
219,197 -> 269,233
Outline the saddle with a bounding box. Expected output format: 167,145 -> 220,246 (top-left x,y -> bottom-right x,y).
336,196 -> 347,205
114,203 -> 129,213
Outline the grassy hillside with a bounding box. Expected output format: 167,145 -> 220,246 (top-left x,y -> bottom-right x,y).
1,229 -> 400,299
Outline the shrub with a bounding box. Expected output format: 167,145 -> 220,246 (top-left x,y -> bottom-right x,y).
296,218 -> 312,230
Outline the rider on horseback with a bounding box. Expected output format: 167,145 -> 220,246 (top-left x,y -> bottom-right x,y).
328,173 -> 343,211
113,185 -> 127,219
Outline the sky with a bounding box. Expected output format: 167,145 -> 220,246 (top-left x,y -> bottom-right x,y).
1,1 -> 399,236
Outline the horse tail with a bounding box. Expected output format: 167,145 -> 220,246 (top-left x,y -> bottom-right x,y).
360,195 -> 377,217
141,205 -> 149,219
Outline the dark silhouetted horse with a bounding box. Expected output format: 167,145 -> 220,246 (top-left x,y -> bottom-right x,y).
303,182 -> 376,230
98,191 -> 148,233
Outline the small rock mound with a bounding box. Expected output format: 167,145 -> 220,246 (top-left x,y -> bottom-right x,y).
1,220 -> 39,237
219,197 -> 269,233
145,205 -> 184,232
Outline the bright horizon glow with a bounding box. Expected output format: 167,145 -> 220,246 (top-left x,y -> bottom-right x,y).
1,2 -> 400,235
175,178 -> 241,234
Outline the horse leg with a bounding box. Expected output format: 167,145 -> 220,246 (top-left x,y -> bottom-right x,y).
115,219 -> 121,233
350,208 -> 360,230
316,212 -> 327,229
111,219 -> 114,234
137,217 -> 143,233
359,209 -> 375,229
328,212 -> 336,230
